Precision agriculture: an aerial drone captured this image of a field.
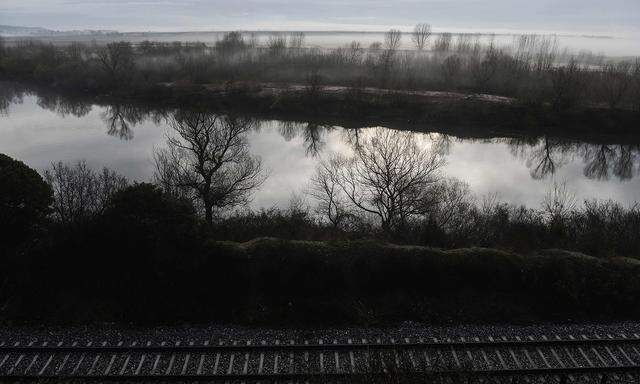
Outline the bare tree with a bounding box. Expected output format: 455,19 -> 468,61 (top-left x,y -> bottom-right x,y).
550,59 -> 585,110
455,34 -> 474,53
470,47 -> 499,89
434,33 -> 452,52
425,178 -> 476,238
154,111 -> 266,224
313,128 -> 445,232
310,157 -> 352,228
600,61 -> 632,109
96,42 -> 135,85
542,181 -> 576,224
411,23 -> 432,50
346,41 -> 364,64
289,32 -> 306,49
441,55 -> 462,87
44,161 -> 128,227
267,34 -> 287,56
376,29 -> 403,86
384,29 -> 402,52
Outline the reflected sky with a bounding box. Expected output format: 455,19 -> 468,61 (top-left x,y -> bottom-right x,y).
1,94 -> 639,209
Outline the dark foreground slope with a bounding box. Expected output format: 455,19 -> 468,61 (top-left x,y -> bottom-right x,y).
6,238 -> 640,326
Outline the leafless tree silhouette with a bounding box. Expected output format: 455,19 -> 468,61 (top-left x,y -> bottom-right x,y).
312,128 -> 445,232
96,42 -> 135,85
542,181 -> 576,224
411,24 -> 432,50
384,29 -> 402,52
154,112 -> 266,224
600,61 -> 632,109
289,32 -> 306,50
550,59 -> 586,110
45,161 -> 128,227
310,156 -> 352,228
434,33 -> 452,52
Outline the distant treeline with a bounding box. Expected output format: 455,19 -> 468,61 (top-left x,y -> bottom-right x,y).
0,29 -> 639,118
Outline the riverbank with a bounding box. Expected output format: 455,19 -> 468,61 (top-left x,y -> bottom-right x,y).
121,81 -> 640,136
6,80 -> 640,141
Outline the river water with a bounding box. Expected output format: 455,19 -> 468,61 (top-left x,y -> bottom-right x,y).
1,90 -> 639,210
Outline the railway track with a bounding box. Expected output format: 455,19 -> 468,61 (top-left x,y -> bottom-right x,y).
1,333 -> 640,382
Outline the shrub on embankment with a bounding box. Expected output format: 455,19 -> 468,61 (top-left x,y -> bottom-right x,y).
5,237 -> 640,325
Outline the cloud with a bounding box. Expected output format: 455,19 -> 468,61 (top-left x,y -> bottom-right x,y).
0,0 -> 638,36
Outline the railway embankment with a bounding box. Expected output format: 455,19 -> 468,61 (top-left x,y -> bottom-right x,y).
5,238 -> 640,326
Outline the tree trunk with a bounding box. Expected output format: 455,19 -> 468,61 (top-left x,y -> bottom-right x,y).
205,204 -> 213,225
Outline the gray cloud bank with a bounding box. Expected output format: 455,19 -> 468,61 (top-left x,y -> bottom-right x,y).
1,0 -> 638,37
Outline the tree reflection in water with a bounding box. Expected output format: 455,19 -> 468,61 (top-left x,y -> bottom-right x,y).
0,82 -> 25,115
2,84 -> 639,183
36,93 -> 92,118
277,120 -> 334,157
508,136 -> 640,181
101,104 -> 149,140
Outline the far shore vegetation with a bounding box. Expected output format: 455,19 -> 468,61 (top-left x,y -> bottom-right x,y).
1,28 -> 640,132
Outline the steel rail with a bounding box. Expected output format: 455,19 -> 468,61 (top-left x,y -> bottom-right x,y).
1,335 -> 640,382
0,334 -> 639,353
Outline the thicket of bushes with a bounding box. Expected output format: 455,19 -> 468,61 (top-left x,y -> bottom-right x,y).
1,153 -> 640,325
1,32 -> 639,113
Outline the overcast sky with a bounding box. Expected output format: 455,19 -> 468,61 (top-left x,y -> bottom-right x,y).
1,0 -> 639,37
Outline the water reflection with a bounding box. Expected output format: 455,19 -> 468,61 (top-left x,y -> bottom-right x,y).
35,93 -> 92,118
507,137 -> 640,181
0,82 -> 24,115
101,104 -> 146,140
1,83 -> 639,208
278,121 -> 335,157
